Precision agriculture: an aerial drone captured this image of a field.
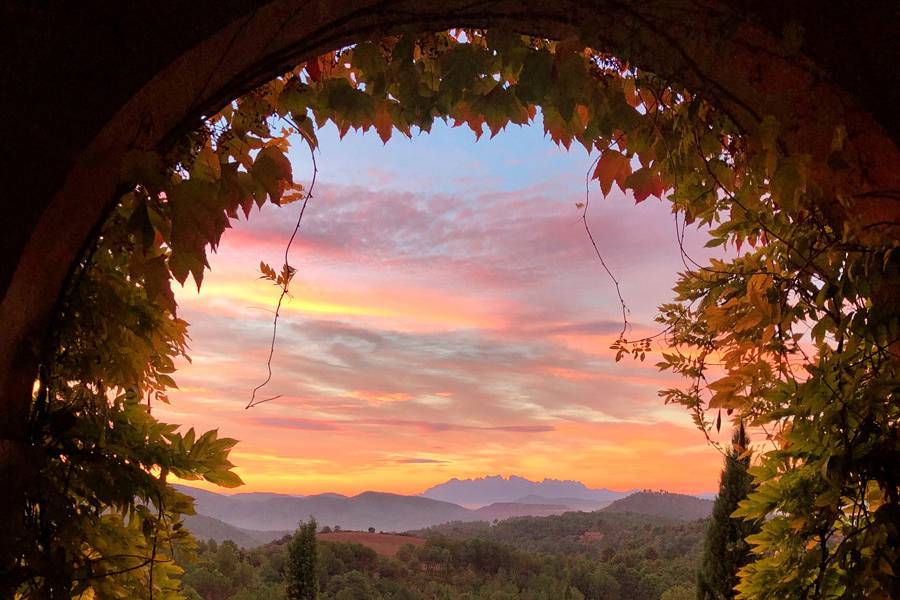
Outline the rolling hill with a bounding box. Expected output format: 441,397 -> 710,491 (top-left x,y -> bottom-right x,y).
601,491 -> 715,520
182,514 -> 288,547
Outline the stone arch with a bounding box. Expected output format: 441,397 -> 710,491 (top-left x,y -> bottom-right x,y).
1,0 -> 898,565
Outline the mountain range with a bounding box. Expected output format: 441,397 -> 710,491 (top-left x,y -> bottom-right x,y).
177,475 -> 715,547
178,485 -> 575,533
421,475 -> 629,508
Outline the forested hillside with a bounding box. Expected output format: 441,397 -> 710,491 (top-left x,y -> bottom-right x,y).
413,509 -> 705,560
180,509 -> 705,599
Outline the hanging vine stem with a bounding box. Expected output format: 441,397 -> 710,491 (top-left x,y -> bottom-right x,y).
581,142 -> 678,355
246,123 -> 318,409
582,149 -> 630,342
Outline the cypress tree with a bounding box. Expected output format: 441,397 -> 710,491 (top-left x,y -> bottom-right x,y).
697,423 -> 759,599
286,517 -> 318,600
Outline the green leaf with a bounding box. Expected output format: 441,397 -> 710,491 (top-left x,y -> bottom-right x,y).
440,44 -> 485,102
251,146 -> 293,205
168,179 -> 223,288
204,468 -> 244,488
515,49 -> 553,104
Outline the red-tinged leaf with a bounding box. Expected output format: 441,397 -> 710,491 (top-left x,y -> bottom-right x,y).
306,57 -> 322,82
451,101 -> 485,140
624,166 -> 665,203
374,104 -> 393,144
542,106 -> 574,149
592,150 -> 632,196
471,87 -> 530,139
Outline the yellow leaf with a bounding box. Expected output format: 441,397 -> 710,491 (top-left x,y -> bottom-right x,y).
735,311 -> 764,332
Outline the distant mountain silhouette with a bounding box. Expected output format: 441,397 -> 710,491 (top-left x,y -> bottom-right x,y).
177,482 -> 716,544
601,491 -> 714,520
176,485 -> 599,538
177,485 -> 474,532
421,475 -> 629,507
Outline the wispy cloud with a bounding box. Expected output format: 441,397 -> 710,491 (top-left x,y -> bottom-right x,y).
251,417 -> 340,431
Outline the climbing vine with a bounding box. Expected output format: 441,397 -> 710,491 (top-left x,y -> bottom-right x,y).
22,29 -> 898,598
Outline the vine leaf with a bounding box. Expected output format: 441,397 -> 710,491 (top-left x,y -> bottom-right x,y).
144,256 -> 176,314
259,261 -> 277,281
169,179 -> 222,288
251,146 -> 293,205
516,48 -> 553,103
593,149 -> 632,196
305,57 -> 322,82
374,104 -> 393,143
625,166 -> 665,203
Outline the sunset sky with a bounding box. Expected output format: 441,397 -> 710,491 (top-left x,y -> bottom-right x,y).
157,119 -> 731,497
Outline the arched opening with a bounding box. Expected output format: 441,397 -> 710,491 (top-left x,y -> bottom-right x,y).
3,4 -> 898,597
